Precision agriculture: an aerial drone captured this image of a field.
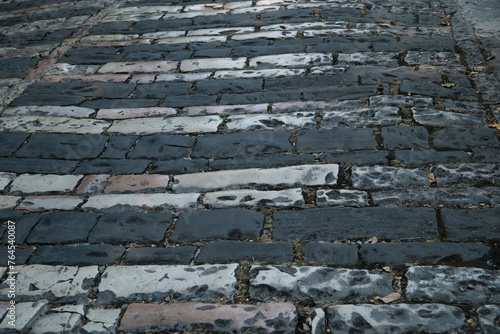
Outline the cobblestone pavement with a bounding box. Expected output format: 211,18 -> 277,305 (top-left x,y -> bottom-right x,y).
0,0 -> 499,332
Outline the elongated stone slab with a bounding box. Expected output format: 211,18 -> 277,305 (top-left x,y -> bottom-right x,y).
369,95 -> 434,108
434,163 -> 499,186
16,195 -> 84,212
203,188 -> 305,208
96,107 -> 176,119
82,193 -> 200,212
249,53 -> 333,68
412,108 -> 487,127
180,58 -> 246,72
3,106 -> 95,118
108,116 -> 221,134
173,164 -> 338,193
0,265 -> 98,302
226,113 -> 316,131
327,304 -> 467,333
10,174 -> 83,195
98,264 -> 238,304
0,173 -> 14,191
0,116 -> 110,134
337,52 -> 399,67
316,189 -> 369,207
321,107 -> 401,128
120,302 -> 297,333
98,61 -> 178,74
250,266 -> 393,303
352,166 -> 429,190
406,266 -> 500,304
214,69 -> 306,79
0,300 -> 48,332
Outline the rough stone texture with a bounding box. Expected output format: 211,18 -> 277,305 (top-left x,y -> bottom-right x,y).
30,312 -> 82,334
433,128 -> 500,150
125,246 -> 197,265
16,195 -> 84,212
98,264 -> 238,304
382,126 -> 430,150
250,266 -> 393,303
273,207 -> 438,241
477,305 -> 500,334
108,116 -> 221,135
321,107 -> 401,128
412,107 -> 487,127
82,193 -> 200,212
303,242 -> 359,266
297,128 -> 377,152
83,308 -> 121,334
120,302 -> 298,333
171,209 -> 264,242
29,244 -> 125,266
196,241 -> 294,264
406,266 -> 500,304
441,208 -> 500,241
327,304 -> 468,333
351,166 -> 429,190
395,150 -> 469,167
226,113 -> 316,131
316,189 -> 369,207
0,265 -> 98,302
203,188 -> 305,208
0,300 -> 48,332
434,163 -> 499,186
9,174 -> 83,195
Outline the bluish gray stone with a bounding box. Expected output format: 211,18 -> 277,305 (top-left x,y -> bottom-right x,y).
303,242 -> 359,266
477,305 -> 500,334
351,166 -> 429,190
297,129 -> 377,153
395,150 -> 469,167
442,208 -> 500,241
29,244 -> 125,266
125,246 -> 197,265
434,163 -> 499,186
382,126 -> 430,150
433,128 -> 500,150
128,134 -> 195,160
196,241 -> 294,264
0,132 -> 28,157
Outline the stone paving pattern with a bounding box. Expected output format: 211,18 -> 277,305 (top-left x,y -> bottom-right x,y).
0,0 -> 499,332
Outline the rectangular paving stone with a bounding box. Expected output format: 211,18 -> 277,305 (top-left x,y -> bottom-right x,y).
81,98 -> 160,109
337,52 -> 399,67
1,214 -> 38,245
128,134 -> 195,160
0,116 -> 111,134
369,95 -> 434,108
192,131 -> 292,159
103,174 -> 170,194
74,159 -> 151,175
180,58 -> 246,72
0,132 -> 29,157
196,240 -> 294,264
406,266 -> 500,304
182,104 -> 268,116
133,82 -> 192,99
203,188 -> 305,209
171,209 -> 264,242
395,150 -> 470,167
209,155 -> 315,171
477,305 -> 500,333
100,135 -> 137,159
327,304 -> 467,333
125,246 -> 197,265
226,113 -> 316,131
249,53 -> 333,68
9,174 -> 83,195
250,266 -> 393,303
16,195 -> 84,212
303,242 -> 359,266
30,312 -> 82,334
82,193 -> 200,212
119,302 -> 297,333
0,247 -> 33,266
196,78 -> 263,95
303,85 -> 380,101
16,133 -> 108,160
3,105 -> 95,118
98,61 -> 178,74
25,82 -> 136,99
90,212 -> 173,244
297,129 -> 377,153
108,116 -> 221,134
0,172 -> 14,191
173,164 -> 338,193
10,93 -> 87,107
151,159 -> 208,175
321,108 -> 401,128
0,300 -> 48,332
219,91 -> 301,105
29,244 -> 125,266
96,107 -> 177,119
412,107 -> 487,128
351,166 -> 429,190
320,151 -> 389,165
434,163 -> 499,187
442,208 -> 500,241
98,264 -> 238,304
213,68 -> 306,79
0,265 -> 98,302
316,189 -> 369,207
273,207 -> 438,242
444,99 -> 486,117
382,126 -> 430,150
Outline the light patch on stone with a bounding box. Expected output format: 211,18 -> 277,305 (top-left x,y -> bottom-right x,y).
249,53 -> 333,68
10,174 -> 83,194
352,166 -> 429,190
16,195 -> 84,212
30,313 -> 82,334
82,193 -> 200,212
203,188 -> 305,208
108,116 -> 221,134
226,113 -> 316,131
0,300 -> 48,332
3,106 -> 96,118
412,108 -> 487,128
180,58 -> 246,72
98,61 -> 178,74
0,172 -> 15,191
321,107 -> 401,128
187,27 -> 254,36
213,68 -> 306,79
0,116 -> 110,134
317,189 -> 369,207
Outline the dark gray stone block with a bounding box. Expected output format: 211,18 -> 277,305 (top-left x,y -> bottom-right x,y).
0,247 -> 33,265
1,214 -> 38,245
81,99 -> 159,109
273,207 -> 438,242
128,134 -> 195,160
171,209 -> 264,242
382,126 -> 430,149
133,82 -> 192,99
321,151 -> 389,165
477,305 -> 500,333
195,240 -> 294,264
89,212 -> 173,244
209,155 -> 314,171
151,159 -> 208,174
395,150 -> 469,167
303,242 -> 359,266
62,47 -> 123,64
196,79 -> 263,95
0,133 -> 29,157
25,82 -> 136,99
303,86 -> 379,101
101,136 -> 138,159
11,94 -> 87,106
219,91 -> 301,105
434,163 -> 499,186
160,95 -> 217,108
442,208 -> 500,241
297,129 -> 377,153
433,128 -> 500,150
125,246 -> 197,265
29,244 -> 125,266
400,79 -> 478,100
473,149 -> 500,162
74,159 -> 150,174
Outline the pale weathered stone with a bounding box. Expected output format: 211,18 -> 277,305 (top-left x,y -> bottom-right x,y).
327,304 -> 467,333
311,308 -> 326,334
0,116 -> 110,134
273,100 -> 362,113
250,266 -> 393,303
44,63 -> 101,76
187,27 -> 254,36
0,265 -> 98,302
370,95 -> 434,108
82,308 -> 121,333
96,107 -> 176,119
0,195 -> 22,210
119,302 -> 297,333
180,58 -> 246,72
412,108 -> 487,127
182,104 -> 268,116
477,305 -> 500,333
203,188 -> 305,208
52,305 -> 85,316
261,22 -> 347,31
317,189 -> 369,207
405,51 -> 461,65
226,113 -> 316,131
406,266 -> 500,304
3,106 -> 95,118
141,31 -> 185,39
30,312 -> 82,334
82,193 -> 200,212
249,53 -> 333,68
10,174 -> 83,194
156,73 -> 212,82
322,107 -> 401,128
98,264 -> 238,303
16,195 -> 84,212
98,61 -> 178,74
157,36 -> 227,45
0,173 -> 15,191
0,300 -> 48,332
352,166 -> 429,190
337,52 -> 399,66
213,68 -> 306,79
173,164 -> 339,193
108,116 -> 221,134
231,31 -> 298,41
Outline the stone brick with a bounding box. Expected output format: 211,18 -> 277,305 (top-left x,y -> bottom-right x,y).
160,94 -> 217,108
128,134 -> 195,160
133,82 -> 192,98
444,99 -> 486,117
0,172 -> 14,191
98,61 -> 178,74
96,108 -> 176,120
192,131 -> 292,159
29,244 -> 125,266
442,208 -> 500,241
173,164 -> 338,193
98,264 -> 238,304
180,58 -> 246,71
62,46 -> 123,65
360,242 -> 492,268
400,79 -> 478,100
103,174 -> 170,194
405,51 -> 461,65
434,163 -> 499,186
76,174 -> 110,195
1,214 -> 38,245
477,305 -> 500,333
395,150 -> 469,167
196,78 -> 263,95
249,53 -> 333,68
327,304 -> 467,333
90,212 -> 173,244
412,108 -> 487,128
352,166 -> 429,190
82,193 -> 200,212
337,52 -> 399,67
273,207 -> 438,241
3,106 -> 95,118
0,132 -> 29,157
219,91 -> 301,105
203,188 -> 305,209
0,265 -> 98,302
16,195 -> 84,212
171,209 -> 264,242
321,107 -> 401,128
0,116 -> 110,134
303,242 -> 359,266
320,151 -> 389,165
316,189 -> 369,207
108,116 -> 221,135
25,82 -> 136,99
406,266 -> 500,304
369,95 -> 434,108
297,129 -> 377,152
213,68 -> 306,80
474,149 -> 500,163
209,155 -> 315,171
250,266 -> 393,303
125,246 -> 197,265
74,159 -> 151,175
119,302 -> 297,333
82,98 -> 159,109
11,94 -> 87,107
26,212 -> 98,244
382,126 -> 430,150
30,312 -> 82,334
182,104 -> 268,116
151,159 -> 208,174
9,174 -> 83,195
0,300 -> 48,332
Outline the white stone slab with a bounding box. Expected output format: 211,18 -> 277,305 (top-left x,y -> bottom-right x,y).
231,6 -> 281,14
98,264 -> 238,303
157,36 -> 227,44
142,31 -> 185,39
231,31 -> 298,41
213,68 -> 306,79
203,188 -> 305,208
80,34 -> 140,43
98,61 -> 178,74
0,116 -> 110,134
96,107 -> 176,119
52,304 -> 85,316
174,164 -> 339,193
412,108 -> 487,128
0,195 -> 21,210
405,51 -> 461,65
0,172 -> 15,191
337,52 -> 399,66
249,53 -> 333,68
10,174 -> 83,194
180,58 -> 246,72
321,107 -> 401,128
156,72 -> 212,82
82,193 -> 200,212
317,189 -> 369,207
187,27 -> 254,36
108,116 -> 221,134
3,106 -> 96,118
260,22 -> 347,31
30,313 -> 82,334
0,265 -> 98,302
182,104 -> 268,116
0,300 -> 48,332
17,196 -> 84,212
226,113 -> 316,131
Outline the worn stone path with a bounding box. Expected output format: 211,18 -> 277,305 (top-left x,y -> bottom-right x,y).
0,0 -> 499,332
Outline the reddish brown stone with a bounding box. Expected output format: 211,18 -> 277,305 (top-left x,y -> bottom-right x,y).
76,175 -> 110,194
103,174 -> 170,194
